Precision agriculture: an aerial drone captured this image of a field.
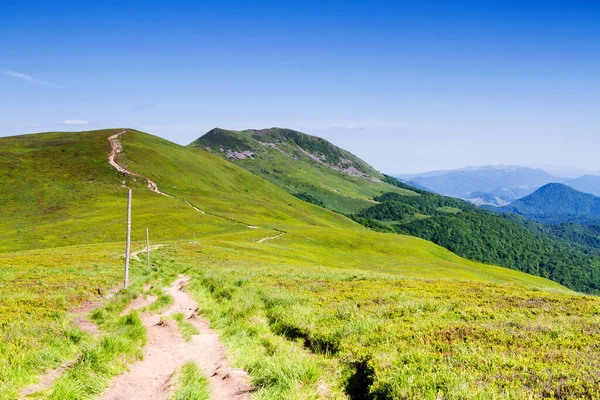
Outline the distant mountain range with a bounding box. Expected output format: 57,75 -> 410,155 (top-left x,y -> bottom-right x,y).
397,166 -> 600,206
488,183 -> 600,225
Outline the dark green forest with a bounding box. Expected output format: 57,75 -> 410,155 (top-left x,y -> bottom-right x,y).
351,176 -> 600,294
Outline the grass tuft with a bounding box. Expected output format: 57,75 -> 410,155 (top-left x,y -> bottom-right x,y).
171,313 -> 199,342
171,362 -> 210,400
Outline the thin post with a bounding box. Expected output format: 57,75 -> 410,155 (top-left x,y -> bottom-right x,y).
124,188 -> 132,289
146,227 -> 150,271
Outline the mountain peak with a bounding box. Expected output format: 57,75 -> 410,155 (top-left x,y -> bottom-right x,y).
499,182 -> 600,225
190,127 -> 382,179
187,127 -> 420,214
536,182 -> 578,193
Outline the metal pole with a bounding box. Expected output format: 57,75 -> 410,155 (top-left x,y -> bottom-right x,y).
146,227 -> 150,272
124,188 -> 132,289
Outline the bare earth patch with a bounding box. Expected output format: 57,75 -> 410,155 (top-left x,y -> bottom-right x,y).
20,285 -> 119,397
120,294 -> 158,316
130,244 -> 165,262
99,276 -> 252,400
257,232 -> 285,243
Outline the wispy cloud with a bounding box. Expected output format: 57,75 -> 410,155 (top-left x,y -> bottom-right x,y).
1,68 -> 58,87
63,119 -> 92,126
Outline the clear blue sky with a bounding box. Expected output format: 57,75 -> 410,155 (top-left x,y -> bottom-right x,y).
1,0 -> 599,174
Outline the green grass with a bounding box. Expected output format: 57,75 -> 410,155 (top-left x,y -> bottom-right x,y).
0,130 -> 247,253
165,240 -> 600,399
170,313 -> 199,342
144,291 -> 174,313
48,309 -> 146,399
2,128 -> 600,399
171,362 -> 211,400
191,127 -> 418,214
120,129 -> 357,230
0,243 -> 127,399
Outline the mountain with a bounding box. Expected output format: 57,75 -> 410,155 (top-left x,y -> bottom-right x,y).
397,165 -> 559,206
191,127 -> 417,213
495,183 -> 600,225
190,128 -> 600,294
566,174 -> 600,197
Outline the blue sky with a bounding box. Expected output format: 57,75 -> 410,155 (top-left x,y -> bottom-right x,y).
1,0 -> 599,174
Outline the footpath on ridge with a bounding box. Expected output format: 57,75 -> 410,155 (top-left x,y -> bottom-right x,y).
108,130 -> 286,243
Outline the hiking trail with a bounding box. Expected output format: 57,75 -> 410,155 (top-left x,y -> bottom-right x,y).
257,232 -> 285,243
130,244 -> 164,262
107,130 -> 285,243
108,130 -> 171,197
99,275 -> 252,400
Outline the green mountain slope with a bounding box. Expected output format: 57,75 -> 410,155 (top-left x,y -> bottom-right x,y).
494,183 -> 600,225
0,129 -> 354,252
4,128 -> 600,399
1,128 -> 560,289
189,127 -> 600,294
357,180 -> 600,293
190,127 -> 417,213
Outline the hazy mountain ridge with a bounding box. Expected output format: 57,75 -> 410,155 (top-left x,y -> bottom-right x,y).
492,183 -> 600,225
398,165 -> 600,206
566,175 -> 600,197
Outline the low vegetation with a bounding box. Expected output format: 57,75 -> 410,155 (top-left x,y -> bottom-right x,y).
356,186 -> 600,294
171,362 -> 210,400
2,128 -> 600,399
192,127 -> 417,213
171,312 -> 199,342
161,238 -> 600,399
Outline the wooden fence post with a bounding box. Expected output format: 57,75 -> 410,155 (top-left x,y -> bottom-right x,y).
124,188 -> 132,289
146,227 -> 150,271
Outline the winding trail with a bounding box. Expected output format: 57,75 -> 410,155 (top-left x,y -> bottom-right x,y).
184,199 -> 206,214
108,130 -> 286,242
130,244 -> 164,262
99,276 -> 252,400
257,232 -> 285,243
108,130 -> 171,197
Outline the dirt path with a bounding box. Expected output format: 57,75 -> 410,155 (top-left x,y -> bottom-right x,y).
21,364 -> 72,398
108,131 -> 275,234
20,286 -> 120,398
99,276 -> 252,400
257,232 -> 285,243
108,130 -> 171,197
184,199 -> 206,214
130,244 -> 164,262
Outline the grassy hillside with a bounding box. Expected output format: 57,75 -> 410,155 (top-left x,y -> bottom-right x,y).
357,182 -> 600,294
2,128 -> 600,399
0,129 -> 237,252
190,127 -> 417,213
187,126 -> 600,294
170,238 -> 599,399
0,129 -> 355,253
